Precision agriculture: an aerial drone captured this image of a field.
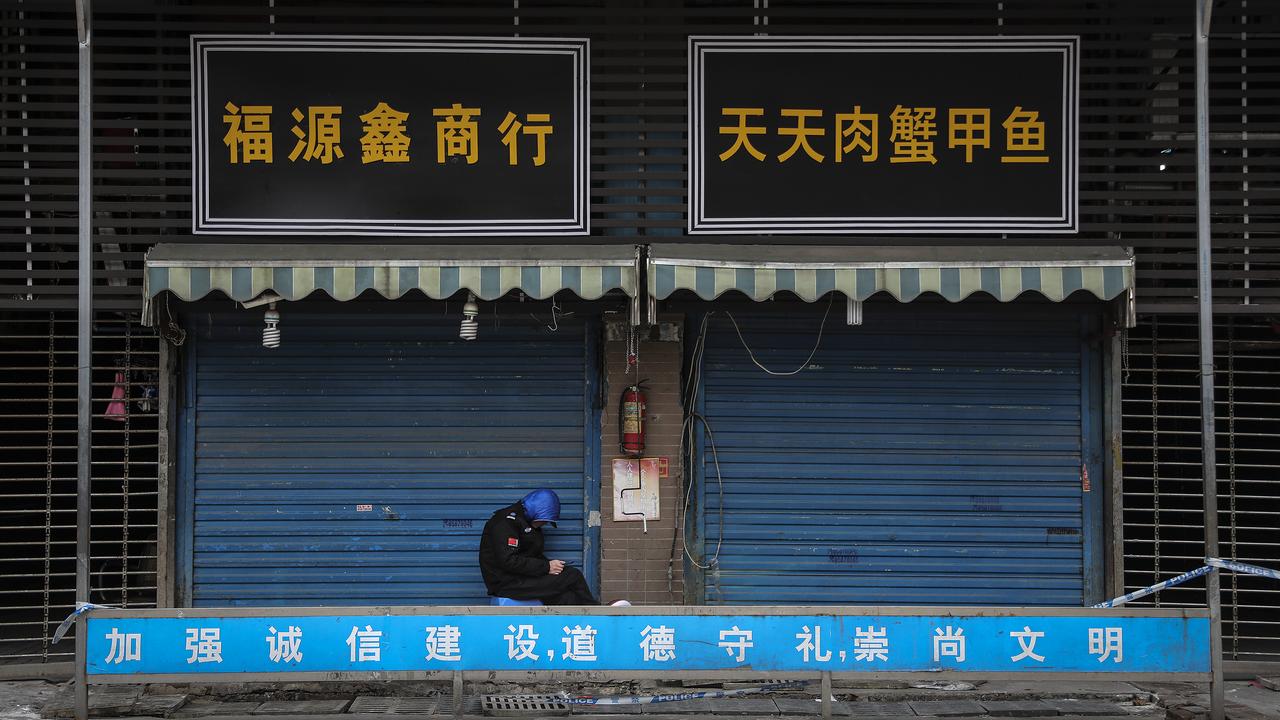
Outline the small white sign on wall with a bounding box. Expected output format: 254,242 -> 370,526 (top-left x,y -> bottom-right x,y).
612,458 -> 660,522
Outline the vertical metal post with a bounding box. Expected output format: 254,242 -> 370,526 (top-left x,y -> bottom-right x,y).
452,670 -> 464,719
1193,3 -> 1225,719
74,2 -> 92,720
820,671 -> 832,720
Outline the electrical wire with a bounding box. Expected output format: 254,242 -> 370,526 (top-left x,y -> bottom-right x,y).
673,312 -> 723,571
671,302 -> 834,581
724,293 -> 833,376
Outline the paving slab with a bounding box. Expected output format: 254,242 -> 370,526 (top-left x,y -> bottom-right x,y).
771,698 -> 824,716
1224,685 -> 1280,720
909,700 -> 988,717
169,700 -> 264,718
251,699 -> 352,715
131,693 -> 191,717
40,684 -> 145,719
1257,678 -> 1280,693
707,698 -> 780,715
1043,700 -> 1132,717
981,700 -> 1060,717
844,701 -> 917,716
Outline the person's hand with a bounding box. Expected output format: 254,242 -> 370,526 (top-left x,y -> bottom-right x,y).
548,560 -> 565,575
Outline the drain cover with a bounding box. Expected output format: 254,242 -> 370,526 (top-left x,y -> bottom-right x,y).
348,696 -> 438,714
481,694 -> 570,717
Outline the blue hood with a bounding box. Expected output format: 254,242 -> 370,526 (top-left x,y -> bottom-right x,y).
521,489 -> 561,527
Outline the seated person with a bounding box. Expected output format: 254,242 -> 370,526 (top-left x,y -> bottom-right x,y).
478,489 -> 598,605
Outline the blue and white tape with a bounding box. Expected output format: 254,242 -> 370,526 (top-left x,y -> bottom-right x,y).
1094,557 -> 1280,609
1092,565 -> 1214,608
1206,557 -> 1280,582
52,602 -> 114,644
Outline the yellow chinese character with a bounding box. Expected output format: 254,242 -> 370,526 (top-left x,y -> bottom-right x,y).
358,102 -> 411,164
777,109 -> 825,163
889,106 -> 937,164
835,106 -> 878,163
222,102 -> 273,164
288,106 -> 344,164
718,107 -> 766,162
498,112 -> 554,166
1001,106 -> 1049,163
434,103 -> 480,164
947,108 -> 990,163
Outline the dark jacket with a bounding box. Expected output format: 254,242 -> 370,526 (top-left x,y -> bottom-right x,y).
478,502 -> 550,596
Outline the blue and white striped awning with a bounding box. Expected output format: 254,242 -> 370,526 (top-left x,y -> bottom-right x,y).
144,244 -> 639,315
649,245 -> 1134,304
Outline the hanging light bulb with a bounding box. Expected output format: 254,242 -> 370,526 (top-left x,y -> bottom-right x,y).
262,302 -> 281,349
459,293 -> 479,340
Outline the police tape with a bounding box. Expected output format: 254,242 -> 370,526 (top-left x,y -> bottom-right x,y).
1206,557 -> 1280,581
560,680 -> 811,705
1093,557 -> 1280,609
1091,565 -> 1213,608
51,601 -> 115,644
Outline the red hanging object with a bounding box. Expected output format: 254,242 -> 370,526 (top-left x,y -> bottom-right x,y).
105,371 -> 128,422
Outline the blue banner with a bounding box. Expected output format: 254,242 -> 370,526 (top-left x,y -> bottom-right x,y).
86,613 -> 1207,676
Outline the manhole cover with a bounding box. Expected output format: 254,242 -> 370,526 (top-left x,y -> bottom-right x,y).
348,696 -> 438,714
482,694 -> 569,717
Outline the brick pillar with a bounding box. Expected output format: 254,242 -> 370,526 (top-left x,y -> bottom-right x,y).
599,316 -> 686,605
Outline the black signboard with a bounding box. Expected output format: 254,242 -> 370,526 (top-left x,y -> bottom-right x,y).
193,36 -> 588,236
689,37 -> 1078,234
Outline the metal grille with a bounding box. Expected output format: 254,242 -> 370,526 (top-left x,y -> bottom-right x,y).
347,696 -> 440,715
0,1 -> 1277,314
1122,315 -> 1280,661
482,694 -> 571,717
0,313 -> 160,667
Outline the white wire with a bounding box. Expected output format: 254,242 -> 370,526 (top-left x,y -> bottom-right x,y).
676,301 -> 835,573
724,294 -> 834,376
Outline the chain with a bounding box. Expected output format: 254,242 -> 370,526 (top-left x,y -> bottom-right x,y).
42,312 -> 54,658
1227,319 -> 1239,658
1121,326 -> 1131,384
626,322 -> 639,379
1150,317 -> 1160,603
122,321 -> 132,606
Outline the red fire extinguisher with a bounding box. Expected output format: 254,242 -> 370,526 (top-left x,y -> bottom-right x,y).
619,382 -> 647,456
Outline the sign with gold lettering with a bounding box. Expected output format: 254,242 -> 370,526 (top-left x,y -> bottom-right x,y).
193,36 -> 588,235
689,37 -> 1078,234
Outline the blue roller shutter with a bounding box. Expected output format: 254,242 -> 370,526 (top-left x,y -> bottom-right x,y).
182,310 -> 591,607
698,305 -> 1099,606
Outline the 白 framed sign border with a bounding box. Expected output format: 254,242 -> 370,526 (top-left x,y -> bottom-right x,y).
687,36 -> 1079,235
83,605 -> 1209,682
191,35 -> 589,236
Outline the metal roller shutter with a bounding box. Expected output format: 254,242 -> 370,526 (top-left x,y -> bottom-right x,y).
697,304 -> 1101,607
180,309 -> 592,607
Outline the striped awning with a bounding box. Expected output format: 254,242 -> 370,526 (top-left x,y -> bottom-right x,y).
649,245 -> 1134,304
144,244 -> 639,312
